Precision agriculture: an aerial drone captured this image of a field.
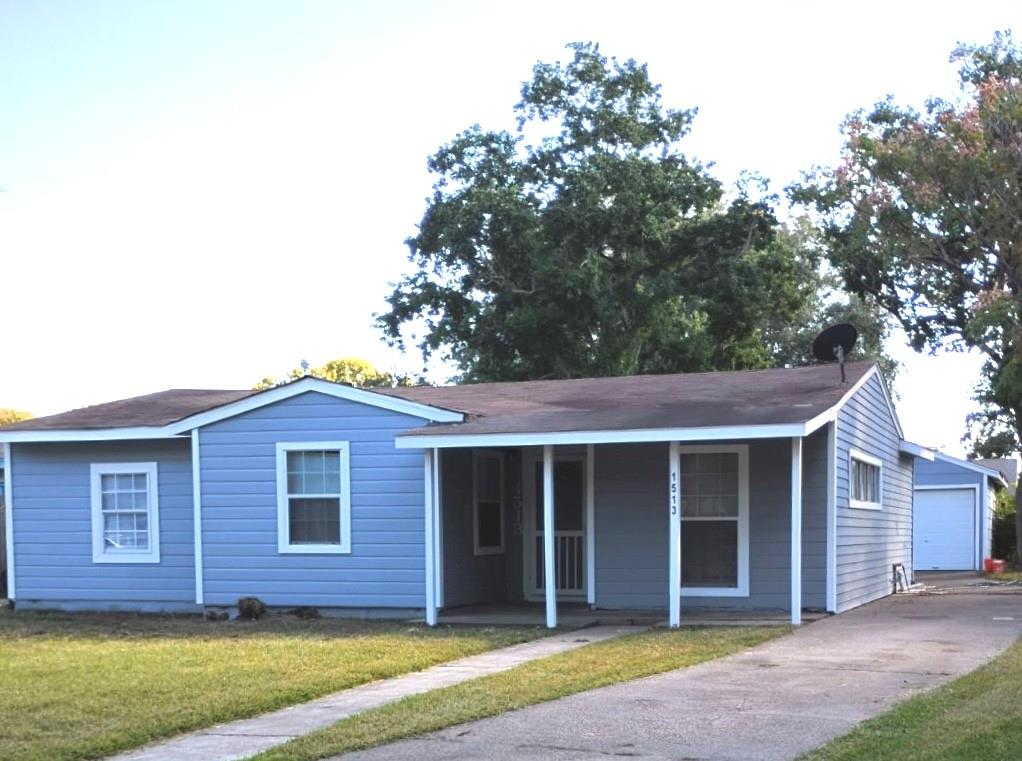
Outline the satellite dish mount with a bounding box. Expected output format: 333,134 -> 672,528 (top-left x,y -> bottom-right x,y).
812,323 -> 858,383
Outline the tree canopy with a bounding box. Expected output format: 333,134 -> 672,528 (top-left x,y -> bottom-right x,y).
0,409 -> 31,427
793,31 -> 1022,452
255,357 -> 409,390
379,43 -> 884,382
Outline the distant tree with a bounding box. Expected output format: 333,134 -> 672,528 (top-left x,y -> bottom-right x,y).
378,43 -> 883,382
0,409 -> 31,427
255,357 -> 410,390
792,31 -> 1022,561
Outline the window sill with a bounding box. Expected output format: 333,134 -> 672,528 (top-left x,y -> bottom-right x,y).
93,553 -> 160,564
278,544 -> 351,555
474,546 -> 505,557
849,500 -> 882,511
681,586 -> 749,598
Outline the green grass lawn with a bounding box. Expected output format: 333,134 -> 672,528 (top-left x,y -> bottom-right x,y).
255,626 -> 787,761
801,636 -> 1022,761
985,570 -> 1022,583
0,608 -> 540,761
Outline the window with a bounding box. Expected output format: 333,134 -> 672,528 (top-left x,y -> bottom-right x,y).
849,449 -> 882,509
276,441 -> 351,553
474,451 -> 504,555
90,462 -> 160,563
679,446 -> 749,596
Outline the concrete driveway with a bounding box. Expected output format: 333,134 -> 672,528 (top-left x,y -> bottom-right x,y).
342,588 -> 1022,761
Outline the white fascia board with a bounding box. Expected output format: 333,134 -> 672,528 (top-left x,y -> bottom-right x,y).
900,440 -> 935,461
167,377 -> 464,434
394,422 -> 808,449
0,427 -> 181,443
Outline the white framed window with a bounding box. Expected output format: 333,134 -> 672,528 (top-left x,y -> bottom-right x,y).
90,462 -> 160,564
849,449 -> 882,510
473,451 -> 505,555
276,441 -> 351,554
678,444 -> 749,597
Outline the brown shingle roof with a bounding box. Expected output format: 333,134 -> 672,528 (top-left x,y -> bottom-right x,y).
0,361 -> 877,436
1,389 -> 255,431
382,361 -> 876,437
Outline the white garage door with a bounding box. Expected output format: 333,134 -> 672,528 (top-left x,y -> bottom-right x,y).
914,488 -> 975,571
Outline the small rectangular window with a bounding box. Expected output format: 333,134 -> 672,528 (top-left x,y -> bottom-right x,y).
474,452 -> 504,555
276,442 -> 351,553
850,450 -> 882,509
90,463 -> 160,563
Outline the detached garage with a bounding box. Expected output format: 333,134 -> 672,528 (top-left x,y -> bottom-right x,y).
914,453 -> 1006,571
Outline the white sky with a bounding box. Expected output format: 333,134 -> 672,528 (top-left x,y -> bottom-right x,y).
1,1 -> 1017,454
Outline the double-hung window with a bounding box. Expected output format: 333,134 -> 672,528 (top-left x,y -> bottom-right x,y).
849,449 -> 882,509
678,445 -> 749,596
276,441 -> 351,553
90,462 -> 160,563
473,451 -> 505,555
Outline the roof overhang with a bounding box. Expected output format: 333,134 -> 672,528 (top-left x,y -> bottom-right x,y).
0,427 -> 183,443
395,421 -> 815,449
932,451 -> 1008,487
899,440 -> 935,461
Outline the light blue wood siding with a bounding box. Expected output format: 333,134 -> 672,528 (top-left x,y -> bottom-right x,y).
593,437 -> 827,611
439,449 -> 507,607
835,373 -> 913,612
198,391 -> 427,609
10,440 -> 196,610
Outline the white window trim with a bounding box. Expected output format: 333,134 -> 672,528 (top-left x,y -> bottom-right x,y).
849,448 -> 883,510
472,450 -> 505,556
678,444 -> 750,598
90,462 -> 160,564
275,441 -> 352,554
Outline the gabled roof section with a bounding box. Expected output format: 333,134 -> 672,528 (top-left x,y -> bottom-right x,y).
165,377 -> 464,433
0,379 -> 464,442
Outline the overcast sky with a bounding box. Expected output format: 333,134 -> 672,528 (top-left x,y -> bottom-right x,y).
1,1 -> 1016,453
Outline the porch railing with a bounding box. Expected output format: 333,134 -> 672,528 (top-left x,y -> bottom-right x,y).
535,531 -> 585,594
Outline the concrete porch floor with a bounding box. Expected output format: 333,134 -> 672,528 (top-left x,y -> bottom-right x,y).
433,601 -> 827,627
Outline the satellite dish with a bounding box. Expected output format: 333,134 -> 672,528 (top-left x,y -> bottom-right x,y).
812,323 -> 858,383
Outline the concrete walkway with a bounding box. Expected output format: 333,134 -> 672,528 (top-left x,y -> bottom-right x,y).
109,625 -> 643,761
344,589 -> 1022,761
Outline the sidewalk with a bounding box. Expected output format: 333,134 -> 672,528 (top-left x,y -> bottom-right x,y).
109,624 -> 644,761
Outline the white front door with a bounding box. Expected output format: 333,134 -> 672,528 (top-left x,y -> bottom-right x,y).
914,488 -> 976,570
523,453 -> 586,599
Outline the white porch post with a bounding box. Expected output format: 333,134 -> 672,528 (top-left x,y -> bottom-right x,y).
668,441 -> 681,628
543,444 -> 557,629
424,448 -> 437,626
433,449 -> 444,610
791,437 -> 803,626
585,444 -> 595,606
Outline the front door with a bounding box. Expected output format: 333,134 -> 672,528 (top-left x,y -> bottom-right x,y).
524,454 -> 586,599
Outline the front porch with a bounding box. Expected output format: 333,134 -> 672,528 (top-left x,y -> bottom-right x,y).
421,433 -> 834,629
435,601 -> 827,628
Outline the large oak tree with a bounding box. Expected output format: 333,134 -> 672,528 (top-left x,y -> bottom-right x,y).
379,44 -> 877,382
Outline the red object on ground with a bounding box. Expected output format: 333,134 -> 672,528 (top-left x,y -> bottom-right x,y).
985,558 -> 996,572
991,559 -> 1007,574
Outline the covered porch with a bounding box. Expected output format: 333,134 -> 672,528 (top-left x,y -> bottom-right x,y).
416,430 -> 835,630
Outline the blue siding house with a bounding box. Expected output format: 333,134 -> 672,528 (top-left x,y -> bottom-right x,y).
914,452 -> 1005,571
0,361 -> 928,627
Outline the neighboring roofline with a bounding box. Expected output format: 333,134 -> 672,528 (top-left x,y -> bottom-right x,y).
900,440 -> 935,461
396,362 -> 889,449
166,377 -> 464,434
932,451 -> 1008,488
